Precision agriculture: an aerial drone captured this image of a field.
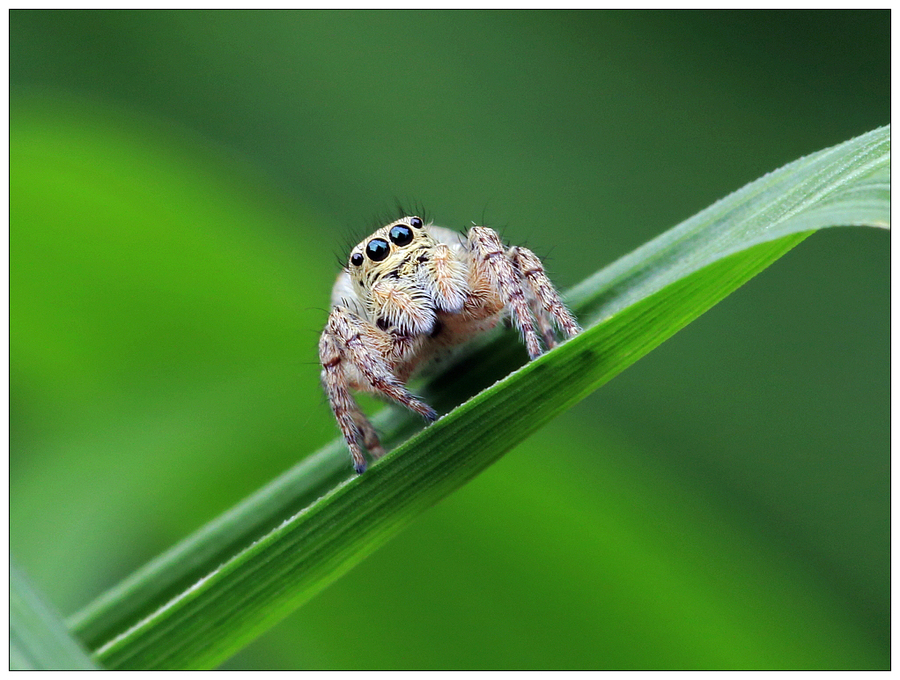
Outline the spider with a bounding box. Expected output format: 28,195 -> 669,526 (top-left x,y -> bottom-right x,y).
319,215 -> 581,474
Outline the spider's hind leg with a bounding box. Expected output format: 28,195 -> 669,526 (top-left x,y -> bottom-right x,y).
508,245 -> 581,348
466,226 -> 543,359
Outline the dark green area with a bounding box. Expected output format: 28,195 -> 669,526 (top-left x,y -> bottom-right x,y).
10,10 -> 888,669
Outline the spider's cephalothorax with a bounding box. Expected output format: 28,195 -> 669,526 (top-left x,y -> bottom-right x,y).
319,215 -> 581,473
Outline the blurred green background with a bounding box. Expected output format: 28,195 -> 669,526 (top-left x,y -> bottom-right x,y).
10,10 -> 889,669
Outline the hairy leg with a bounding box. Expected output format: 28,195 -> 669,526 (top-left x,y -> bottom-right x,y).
319,329 -> 369,473
324,307 -> 437,420
467,226 -> 543,359
509,245 -> 581,346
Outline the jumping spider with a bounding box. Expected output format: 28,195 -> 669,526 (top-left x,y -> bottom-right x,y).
319,215 -> 581,474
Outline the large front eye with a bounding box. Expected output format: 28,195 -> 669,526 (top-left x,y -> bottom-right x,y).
389,224 -> 414,246
365,238 -> 390,261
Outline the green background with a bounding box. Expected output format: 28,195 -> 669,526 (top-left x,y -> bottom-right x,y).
10,10 -> 889,669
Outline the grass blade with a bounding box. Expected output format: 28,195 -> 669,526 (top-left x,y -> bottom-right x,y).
80,125 -> 887,668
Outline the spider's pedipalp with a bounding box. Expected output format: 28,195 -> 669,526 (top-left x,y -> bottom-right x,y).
417,242 -> 469,313
369,278 -> 437,336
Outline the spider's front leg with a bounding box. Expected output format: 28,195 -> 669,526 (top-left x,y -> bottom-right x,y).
320,306 -> 437,474
319,318 -> 379,474
466,226 -> 544,359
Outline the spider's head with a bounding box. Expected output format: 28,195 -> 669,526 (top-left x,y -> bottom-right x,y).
347,215 -> 434,290
346,215 -> 442,335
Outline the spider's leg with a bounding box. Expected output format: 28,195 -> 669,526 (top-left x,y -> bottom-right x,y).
327,308 -> 438,422
509,245 -> 581,347
509,254 -> 557,349
532,297 -> 559,350
351,409 -> 385,459
319,326 -> 370,474
467,226 -> 543,359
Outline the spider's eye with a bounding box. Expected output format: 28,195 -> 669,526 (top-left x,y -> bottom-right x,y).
409,216 -> 424,229
350,252 -> 364,267
389,224 -> 414,247
365,238 -> 390,262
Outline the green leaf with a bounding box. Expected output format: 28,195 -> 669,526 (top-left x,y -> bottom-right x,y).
10,559 -> 100,669
77,125 -> 888,669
